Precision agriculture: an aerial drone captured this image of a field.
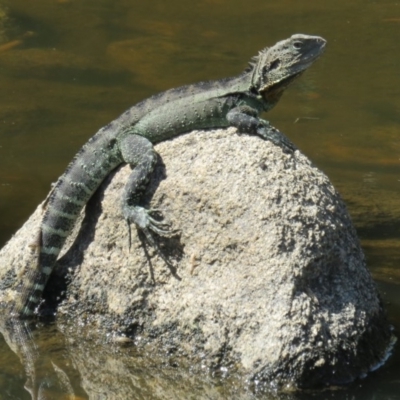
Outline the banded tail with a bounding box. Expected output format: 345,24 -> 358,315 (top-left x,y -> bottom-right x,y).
14,127 -> 123,317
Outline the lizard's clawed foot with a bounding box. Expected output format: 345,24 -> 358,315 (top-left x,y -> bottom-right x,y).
257,122 -> 296,154
146,208 -> 173,235
123,205 -> 177,265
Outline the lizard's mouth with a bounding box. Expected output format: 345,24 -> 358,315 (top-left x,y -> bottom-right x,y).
297,49 -> 324,69
260,71 -> 303,95
259,46 -> 325,95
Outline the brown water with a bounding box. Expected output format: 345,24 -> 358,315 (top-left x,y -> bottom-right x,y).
0,0 -> 400,398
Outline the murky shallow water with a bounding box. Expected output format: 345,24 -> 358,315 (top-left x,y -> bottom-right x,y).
0,0 -> 400,398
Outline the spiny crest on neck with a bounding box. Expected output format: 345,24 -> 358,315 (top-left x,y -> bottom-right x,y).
243,47 -> 269,73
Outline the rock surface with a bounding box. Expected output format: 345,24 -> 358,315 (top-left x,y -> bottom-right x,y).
0,127 -> 394,390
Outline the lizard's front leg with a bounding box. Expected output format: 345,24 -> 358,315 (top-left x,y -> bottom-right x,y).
226,106 -> 296,153
119,134 -> 173,262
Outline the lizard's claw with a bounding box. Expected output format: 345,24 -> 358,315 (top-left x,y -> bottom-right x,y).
124,206 -> 173,235
123,205 -> 176,264
147,209 -> 172,230
147,209 -> 175,236
257,122 -> 296,154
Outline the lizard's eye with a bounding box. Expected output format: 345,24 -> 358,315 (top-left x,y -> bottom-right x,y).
293,41 -> 302,50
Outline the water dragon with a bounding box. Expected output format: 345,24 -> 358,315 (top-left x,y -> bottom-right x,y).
13,34 -> 326,317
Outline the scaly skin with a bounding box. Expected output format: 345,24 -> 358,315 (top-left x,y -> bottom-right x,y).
13,34 -> 326,317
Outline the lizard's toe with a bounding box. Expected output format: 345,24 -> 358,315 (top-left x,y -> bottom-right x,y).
148,215 -> 170,228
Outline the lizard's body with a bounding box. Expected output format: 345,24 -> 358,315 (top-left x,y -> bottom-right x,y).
14,34 -> 326,317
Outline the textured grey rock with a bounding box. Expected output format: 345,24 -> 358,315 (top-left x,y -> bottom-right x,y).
0,127 -> 394,390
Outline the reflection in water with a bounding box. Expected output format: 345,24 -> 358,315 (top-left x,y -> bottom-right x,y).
0,315 -> 255,400
0,312 -> 399,400
0,316 -> 80,399
0,31 -> 36,53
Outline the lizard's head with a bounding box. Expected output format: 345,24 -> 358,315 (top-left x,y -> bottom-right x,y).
248,34 -> 326,106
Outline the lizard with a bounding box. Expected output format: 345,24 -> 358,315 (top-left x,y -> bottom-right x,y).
13,33 -> 326,318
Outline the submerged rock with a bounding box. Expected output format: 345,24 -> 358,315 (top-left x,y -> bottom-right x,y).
0,127 -> 394,390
